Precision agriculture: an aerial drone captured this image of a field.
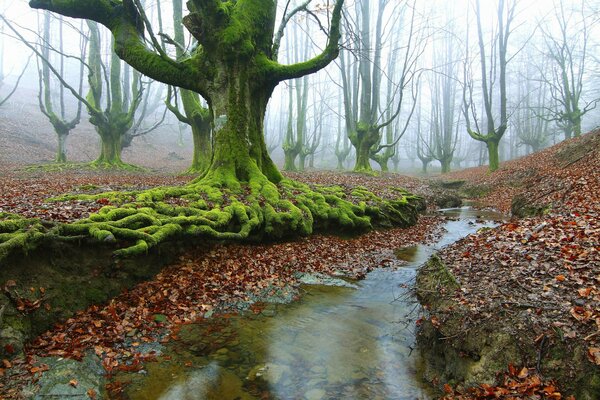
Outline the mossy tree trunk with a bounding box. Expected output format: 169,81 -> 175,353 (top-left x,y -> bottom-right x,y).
56,129 -> 69,163
350,126 -> 379,173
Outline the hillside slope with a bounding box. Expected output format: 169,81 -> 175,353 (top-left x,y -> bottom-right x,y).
418,131 -> 600,399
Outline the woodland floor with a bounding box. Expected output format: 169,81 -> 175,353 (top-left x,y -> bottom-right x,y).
0,130 -> 598,399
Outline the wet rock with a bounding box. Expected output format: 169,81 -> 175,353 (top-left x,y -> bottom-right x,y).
295,272 -> 358,289
32,353 -> 104,400
246,363 -> 291,386
304,388 -> 326,400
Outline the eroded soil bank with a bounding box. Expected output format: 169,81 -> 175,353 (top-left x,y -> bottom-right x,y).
415,131 -> 600,399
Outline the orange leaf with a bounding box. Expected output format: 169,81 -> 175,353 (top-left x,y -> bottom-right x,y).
517,367 -> 529,379
87,388 -> 97,399
2,359 -> 12,368
555,274 -> 566,282
578,287 -> 592,298
443,383 -> 453,394
69,379 -> 78,387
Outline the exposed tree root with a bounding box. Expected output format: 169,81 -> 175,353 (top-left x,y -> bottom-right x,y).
24,162 -> 147,173
0,177 -> 422,262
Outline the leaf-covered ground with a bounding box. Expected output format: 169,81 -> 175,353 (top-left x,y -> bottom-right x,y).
0,168 -> 443,398
426,131 -> 600,398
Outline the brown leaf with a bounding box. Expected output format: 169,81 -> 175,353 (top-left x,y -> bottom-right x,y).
588,347 -> 600,365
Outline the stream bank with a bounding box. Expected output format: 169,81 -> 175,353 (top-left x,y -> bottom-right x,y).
414,133 -> 600,399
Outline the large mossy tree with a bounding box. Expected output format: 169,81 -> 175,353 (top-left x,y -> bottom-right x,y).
30,0 -> 343,185
14,0 -> 421,258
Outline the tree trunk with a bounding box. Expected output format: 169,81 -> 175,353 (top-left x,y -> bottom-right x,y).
487,140 -> 500,172
283,150 -> 296,171
354,140 -> 372,172
421,161 -> 429,174
189,123 -> 211,173
351,128 -> 378,173
298,154 -> 306,171
95,123 -> 123,165
56,132 -> 68,163
202,65 -> 281,186
440,158 -> 451,173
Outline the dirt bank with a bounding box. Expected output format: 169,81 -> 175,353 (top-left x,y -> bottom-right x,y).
416,131 -> 600,399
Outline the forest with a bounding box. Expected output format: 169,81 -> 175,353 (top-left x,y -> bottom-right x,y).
0,0 -> 598,399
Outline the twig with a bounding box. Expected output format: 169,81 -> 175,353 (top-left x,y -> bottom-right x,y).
536,334 -> 547,373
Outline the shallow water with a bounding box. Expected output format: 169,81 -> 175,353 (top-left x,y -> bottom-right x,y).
112,207 -> 505,400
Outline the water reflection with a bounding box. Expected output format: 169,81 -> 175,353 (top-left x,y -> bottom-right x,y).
113,207 -> 505,400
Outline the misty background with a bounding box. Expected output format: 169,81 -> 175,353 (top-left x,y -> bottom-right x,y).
1,0 -> 599,173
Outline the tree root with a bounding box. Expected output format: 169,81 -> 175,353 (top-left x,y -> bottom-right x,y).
0,177 -> 423,262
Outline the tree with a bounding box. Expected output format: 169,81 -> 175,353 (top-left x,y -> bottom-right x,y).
282,19 -> 310,171
538,0 -> 595,140
425,50 -> 461,173
341,0 -> 422,173
161,0 -> 212,174
85,21 -> 145,167
462,0 -> 516,172
515,57 -> 550,154
36,13 -> 87,163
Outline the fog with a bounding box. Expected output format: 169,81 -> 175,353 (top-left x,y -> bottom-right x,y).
1,0 -> 599,172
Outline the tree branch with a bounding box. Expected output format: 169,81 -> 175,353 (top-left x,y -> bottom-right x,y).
29,0 -> 204,95
266,0 -> 344,82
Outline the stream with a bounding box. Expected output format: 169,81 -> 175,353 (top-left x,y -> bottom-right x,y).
110,207 -> 505,400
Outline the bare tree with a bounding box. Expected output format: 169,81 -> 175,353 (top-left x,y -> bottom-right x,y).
538,0 -> 595,140
462,0 -> 517,172
342,0 -> 423,173
36,13 -> 87,163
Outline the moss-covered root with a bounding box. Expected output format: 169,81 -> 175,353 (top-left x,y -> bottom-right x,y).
3,178 -> 422,260
0,213 -> 47,261
70,180 -> 420,256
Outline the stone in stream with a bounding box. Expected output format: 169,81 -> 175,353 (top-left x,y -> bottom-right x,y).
32,353 -> 104,400
304,388 -> 326,400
